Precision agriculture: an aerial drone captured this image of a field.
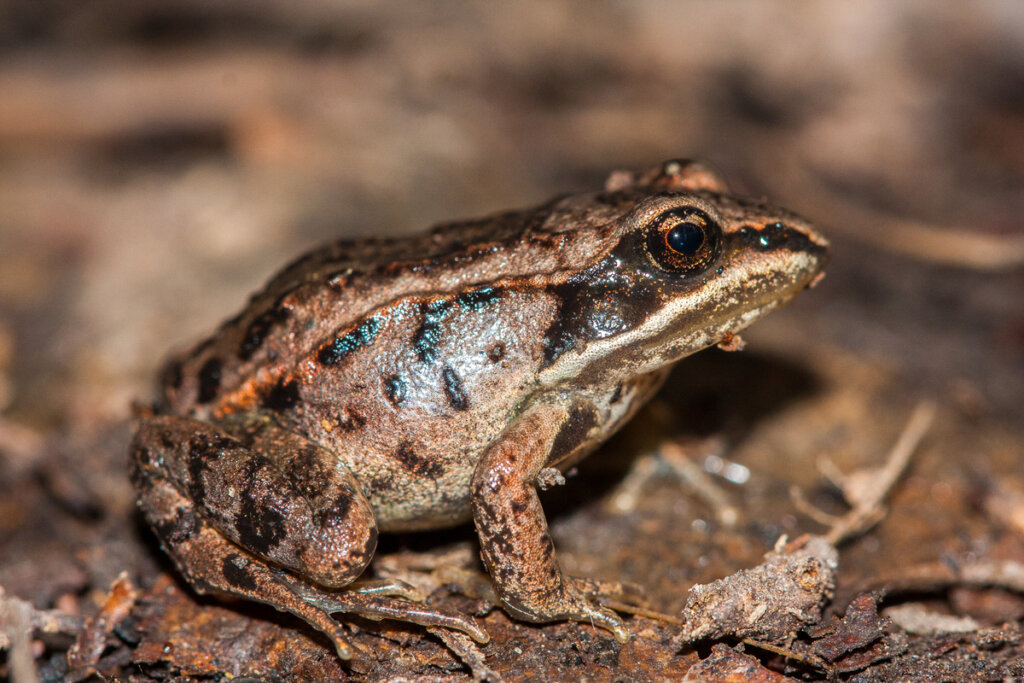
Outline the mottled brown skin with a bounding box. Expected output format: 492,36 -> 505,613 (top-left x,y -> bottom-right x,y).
131,159 -> 828,658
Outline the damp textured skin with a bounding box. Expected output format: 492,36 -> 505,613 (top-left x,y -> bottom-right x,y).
130,160 -> 828,654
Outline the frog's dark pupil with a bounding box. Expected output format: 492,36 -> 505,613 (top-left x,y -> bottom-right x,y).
666,222 -> 704,255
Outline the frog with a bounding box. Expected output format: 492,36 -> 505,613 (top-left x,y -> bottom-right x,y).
130,159 -> 828,659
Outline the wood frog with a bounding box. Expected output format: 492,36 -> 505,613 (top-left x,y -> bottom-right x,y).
130,160 -> 828,658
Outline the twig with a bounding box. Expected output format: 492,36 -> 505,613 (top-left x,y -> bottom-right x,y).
0,588 -> 40,683
789,485 -> 841,526
427,626 -> 502,683
599,598 -> 685,626
841,215 -> 1024,271
792,402 -> 935,546
849,558 -> 1024,598
741,637 -> 829,671
609,439 -> 741,527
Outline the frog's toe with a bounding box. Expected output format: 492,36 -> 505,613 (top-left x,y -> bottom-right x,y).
502,581 -> 634,642
560,587 -> 632,642
348,577 -> 425,602
577,601 -> 632,642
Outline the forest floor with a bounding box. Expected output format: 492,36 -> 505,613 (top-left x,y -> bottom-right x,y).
1,2 -> 1023,680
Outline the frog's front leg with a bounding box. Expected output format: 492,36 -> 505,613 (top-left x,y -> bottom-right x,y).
131,414 -> 485,658
471,402 -> 631,640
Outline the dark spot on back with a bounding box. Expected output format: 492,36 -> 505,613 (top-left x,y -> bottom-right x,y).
369,472 -> 394,491
210,435 -> 237,451
262,378 -> 301,412
442,365 -> 469,411
457,286 -> 503,311
186,436 -> 214,504
239,305 -> 291,361
317,316 -> 382,366
487,342 -> 506,363
383,374 -> 406,406
394,441 -> 444,478
414,298 -> 450,363
609,385 -> 623,404
197,357 -> 223,403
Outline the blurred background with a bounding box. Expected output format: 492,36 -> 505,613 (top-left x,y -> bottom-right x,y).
0,1 -> 1022,680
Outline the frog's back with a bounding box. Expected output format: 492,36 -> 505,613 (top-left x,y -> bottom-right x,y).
158,196 -> 623,416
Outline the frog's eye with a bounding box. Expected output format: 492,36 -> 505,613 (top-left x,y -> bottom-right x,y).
645,207 -> 722,274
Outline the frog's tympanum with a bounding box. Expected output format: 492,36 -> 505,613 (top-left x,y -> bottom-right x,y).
131,160 -> 828,658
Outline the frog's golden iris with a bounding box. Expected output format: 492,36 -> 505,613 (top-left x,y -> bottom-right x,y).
644,206 -> 722,275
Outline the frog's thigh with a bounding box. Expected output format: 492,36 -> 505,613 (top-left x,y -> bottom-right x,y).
470,403 -> 626,638
131,446 -> 360,658
132,415 -> 377,589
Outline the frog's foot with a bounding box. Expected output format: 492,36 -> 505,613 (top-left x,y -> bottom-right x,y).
289,579 -> 490,644
501,577 -> 632,642
565,576 -> 674,630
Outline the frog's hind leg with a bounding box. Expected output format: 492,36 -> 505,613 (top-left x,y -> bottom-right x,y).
131,415 -> 486,658
131,414 -> 382,657
133,414 -> 378,589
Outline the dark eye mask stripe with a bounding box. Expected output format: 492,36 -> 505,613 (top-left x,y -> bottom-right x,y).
735,222 -> 827,256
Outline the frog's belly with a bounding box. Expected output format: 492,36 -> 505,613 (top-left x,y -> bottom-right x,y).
334,369 -> 672,533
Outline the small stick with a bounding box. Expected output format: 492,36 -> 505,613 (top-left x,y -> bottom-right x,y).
791,402 -> 935,546
741,637 -> 829,671
427,626 -> 502,683
599,598 -> 685,626
824,401 -> 936,545
0,588 -> 40,683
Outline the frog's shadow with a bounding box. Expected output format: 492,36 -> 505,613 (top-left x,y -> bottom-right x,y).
546,348 -> 823,521
382,348 -> 823,553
